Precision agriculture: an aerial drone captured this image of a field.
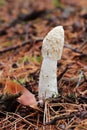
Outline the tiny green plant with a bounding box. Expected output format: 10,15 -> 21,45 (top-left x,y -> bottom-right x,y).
0,0 -> 4,6
18,78 -> 26,84
18,55 -> 42,64
18,56 -> 29,64
52,0 -> 64,8
2,42 -> 14,48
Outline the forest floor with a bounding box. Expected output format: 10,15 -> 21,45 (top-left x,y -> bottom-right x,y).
0,0 -> 87,129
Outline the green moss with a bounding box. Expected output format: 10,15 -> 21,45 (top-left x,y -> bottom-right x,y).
0,0 -> 4,6
18,55 -> 42,64
2,42 -> 14,48
18,78 -> 26,84
52,0 -> 64,8
18,55 -> 29,64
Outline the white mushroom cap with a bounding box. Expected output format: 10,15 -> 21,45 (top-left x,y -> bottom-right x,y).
42,26 -> 64,60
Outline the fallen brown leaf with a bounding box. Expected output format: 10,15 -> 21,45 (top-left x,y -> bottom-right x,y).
3,80 -> 37,107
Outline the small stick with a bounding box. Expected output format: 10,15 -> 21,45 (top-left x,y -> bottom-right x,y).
43,101 -> 48,130
78,40 -> 87,49
46,114 -> 74,125
57,64 -> 71,82
74,70 -> 84,99
0,10 -> 47,36
75,70 -> 83,89
0,38 -> 43,54
45,111 -> 87,125
83,72 -> 87,83
64,43 -> 87,56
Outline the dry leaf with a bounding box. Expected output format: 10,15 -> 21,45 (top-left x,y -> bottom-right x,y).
3,80 -> 37,107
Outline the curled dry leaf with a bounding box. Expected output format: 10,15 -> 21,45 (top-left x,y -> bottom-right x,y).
3,80 -> 37,107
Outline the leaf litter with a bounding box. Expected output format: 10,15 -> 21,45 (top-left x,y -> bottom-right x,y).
0,0 -> 87,129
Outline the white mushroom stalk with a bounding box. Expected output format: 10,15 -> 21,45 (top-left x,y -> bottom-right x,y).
39,26 -> 64,99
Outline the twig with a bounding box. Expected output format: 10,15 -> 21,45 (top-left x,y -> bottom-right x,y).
64,43 -> 87,56
0,38 -> 43,54
57,64 -> 71,82
79,40 -> 87,49
43,101 -> 47,129
78,72 -> 87,86
83,73 -> 87,83
46,114 -> 74,125
75,70 -> 83,89
78,96 -> 87,103
0,38 -> 86,57
0,40 -> 32,54
45,111 -> 87,125
0,10 -> 47,36
62,74 -> 87,84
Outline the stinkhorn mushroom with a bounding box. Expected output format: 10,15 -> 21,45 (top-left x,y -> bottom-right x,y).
39,26 -> 64,99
